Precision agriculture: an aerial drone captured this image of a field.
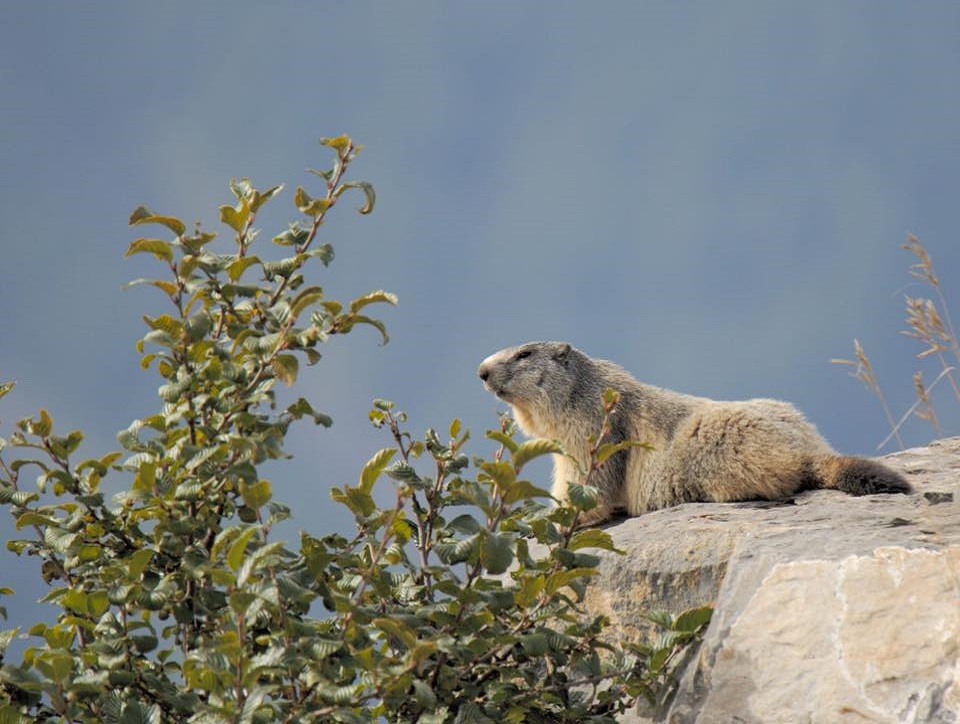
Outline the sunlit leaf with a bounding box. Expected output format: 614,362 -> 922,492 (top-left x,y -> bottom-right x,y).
360,448 -> 396,492
480,460 -> 515,489
294,186 -> 331,216
484,430 -> 518,453
569,528 -> 621,553
125,238 -> 173,263
348,290 -> 398,314
271,354 -> 299,387
596,439 -> 652,464
124,278 -> 180,296
544,567 -> 595,596
128,205 -> 186,236
512,439 -> 563,470
240,479 -> 272,510
227,527 -> 258,572
219,196 -> 251,232
319,134 -> 352,152
228,256 -> 260,281
250,183 -> 284,212
291,286 -> 325,317
501,480 -> 551,504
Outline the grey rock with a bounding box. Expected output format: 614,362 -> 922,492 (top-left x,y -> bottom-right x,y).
586,437 -> 960,723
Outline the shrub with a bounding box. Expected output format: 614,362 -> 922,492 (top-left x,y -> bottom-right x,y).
0,136 -> 709,723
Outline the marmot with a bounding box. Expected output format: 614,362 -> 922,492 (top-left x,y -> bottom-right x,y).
478,341 -> 911,525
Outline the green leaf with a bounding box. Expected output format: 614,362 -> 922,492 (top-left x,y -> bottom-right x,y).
501,479 -> 551,505
674,605 -> 713,633
645,610 -> 673,629
568,528 -> 621,552
484,430 -> 518,453
124,278 -> 180,296
272,224 -> 310,247
566,482 -> 599,511
219,196 -> 251,232
286,398 -> 333,427
320,134 -> 352,152
15,512 -> 51,530
127,549 -> 154,579
240,480 -> 272,510
596,439 -> 652,464
291,286 -> 325,317
227,256 -> 260,281
250,183 -> 284,213
227,527 -> 258,572
512,439 -> 563,470
435,533 -> 481,565
412,679 -> 437,710
481,532 -> 514,575
331,486 -> 376,518
129,205 -> 186,236
514,574 -> 545,608
28,408 -> 53,437
125,238 -> 173,263
132,461 -> 157,493
480,461 -> 515,489
386,461 -> 421,484
360,448 -> 397,492
180,230 -> 217,252
88,590 -> 110,617
345,314 -> 390,345
348,289 -> 398,314
308,242 -> 335,266
337,180 -> 376,215
453,701 -> 494,724
0,381 -> 15,400
373,617 -> 417,650
294,186 -> 331,216
544,567 -> 595,596
35,650 -> 74,684
271,354 -> 299,387
447,514 -> 480,535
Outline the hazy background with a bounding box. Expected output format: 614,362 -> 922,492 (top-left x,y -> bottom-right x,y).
2,2 -> 960,632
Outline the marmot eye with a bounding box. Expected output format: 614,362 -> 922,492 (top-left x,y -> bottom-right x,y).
514,350 -> 532,361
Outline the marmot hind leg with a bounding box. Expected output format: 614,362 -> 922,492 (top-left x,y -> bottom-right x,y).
644,404 -> 827,508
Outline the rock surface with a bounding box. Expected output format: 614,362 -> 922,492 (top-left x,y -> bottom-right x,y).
588,437 -> 960,724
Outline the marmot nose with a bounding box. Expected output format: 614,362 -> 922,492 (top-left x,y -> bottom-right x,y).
478,365 -> 490,382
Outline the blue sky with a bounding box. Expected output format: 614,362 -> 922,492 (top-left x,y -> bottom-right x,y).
3,2 -> 960,631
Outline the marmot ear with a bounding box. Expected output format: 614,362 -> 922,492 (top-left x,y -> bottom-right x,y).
553,343 -> 572,364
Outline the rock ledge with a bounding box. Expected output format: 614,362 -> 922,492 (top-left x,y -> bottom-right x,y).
591,438 -> 960,724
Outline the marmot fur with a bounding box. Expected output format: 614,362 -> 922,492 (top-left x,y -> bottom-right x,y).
478,341 -> 911,525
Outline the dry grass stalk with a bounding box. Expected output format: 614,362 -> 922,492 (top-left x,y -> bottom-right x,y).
912,370 -> 941,432
831,339 -> 904,449
836,234 -> 959,449
904,234 -> 960,360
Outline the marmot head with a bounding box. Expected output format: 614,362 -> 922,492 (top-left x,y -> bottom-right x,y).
478,342 -> 579,434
